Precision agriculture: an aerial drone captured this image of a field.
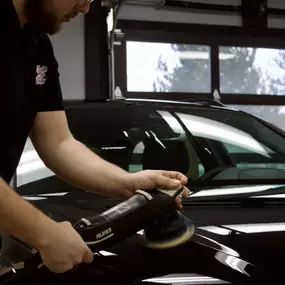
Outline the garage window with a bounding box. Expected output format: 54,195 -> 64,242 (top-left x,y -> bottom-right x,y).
220,47 -> 285,95
126,41 -> 211,93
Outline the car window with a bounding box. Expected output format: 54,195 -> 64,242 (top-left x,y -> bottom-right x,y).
66,104 -> 204,180
68,104 -> 285,183
223,142 -> 285,171
16,104 -> 204,188
172,108 -> 285,181
17,103 -> 285,189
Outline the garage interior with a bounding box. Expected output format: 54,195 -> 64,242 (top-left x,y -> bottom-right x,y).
57,0 -> 285,129
4,1 -> 285,285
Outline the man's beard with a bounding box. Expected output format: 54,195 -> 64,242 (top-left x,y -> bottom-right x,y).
24,0 -> 62,35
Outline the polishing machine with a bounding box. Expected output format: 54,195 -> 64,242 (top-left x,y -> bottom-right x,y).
25,187 -> 195,271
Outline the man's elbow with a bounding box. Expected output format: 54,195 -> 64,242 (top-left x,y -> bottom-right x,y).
38,136 -> 75,170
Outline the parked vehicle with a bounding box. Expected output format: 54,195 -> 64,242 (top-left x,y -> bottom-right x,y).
1,98 -> 285,285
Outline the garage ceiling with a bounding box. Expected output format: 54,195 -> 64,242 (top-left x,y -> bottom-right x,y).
116,0 -> 285,29
117,0 -> 242,26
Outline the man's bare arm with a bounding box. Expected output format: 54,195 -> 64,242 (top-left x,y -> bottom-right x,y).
0,178 -> 59,249
30,111 -> 134,199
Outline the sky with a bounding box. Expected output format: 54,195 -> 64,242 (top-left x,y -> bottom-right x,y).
126,42 -> 176,92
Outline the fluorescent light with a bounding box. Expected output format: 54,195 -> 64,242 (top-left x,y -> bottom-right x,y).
177,51 -> 235,60
178,51 -> 210,60
219,53 -> 236,60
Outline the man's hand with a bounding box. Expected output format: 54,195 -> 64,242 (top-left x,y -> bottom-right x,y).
122,170 -> 191,209
37,221 -> 93,273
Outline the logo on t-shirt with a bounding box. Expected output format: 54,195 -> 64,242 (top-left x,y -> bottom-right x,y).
35,65 -> 48,86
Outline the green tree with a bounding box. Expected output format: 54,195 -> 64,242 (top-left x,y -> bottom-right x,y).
153,45 -> 285,130
153,44 -> 210,93
220,47 -> 263,94
261,50 -> 285,95
153,45 -> 266,94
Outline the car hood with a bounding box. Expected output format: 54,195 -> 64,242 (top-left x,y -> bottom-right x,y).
3,182 -> 285,284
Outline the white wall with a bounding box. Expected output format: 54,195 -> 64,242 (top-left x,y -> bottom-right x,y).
50,15 -> 85,100
267,0 -> 285,29
268,0 -> 285,9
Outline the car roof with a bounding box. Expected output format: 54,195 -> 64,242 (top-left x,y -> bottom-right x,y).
113,97 -> 240,112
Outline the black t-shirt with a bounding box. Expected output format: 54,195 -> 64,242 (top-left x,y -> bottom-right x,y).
1,0 -> 64,183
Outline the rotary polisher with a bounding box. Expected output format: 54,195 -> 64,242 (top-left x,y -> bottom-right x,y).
25,187 -> 195,271
74,187 -> 195,250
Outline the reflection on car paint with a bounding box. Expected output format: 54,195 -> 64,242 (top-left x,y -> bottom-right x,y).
96,251 -> 117,256
0,261 -> 16,277
191,185 -> 283,197
143,273 -> 229,284
17,139 -> 55,187
252,193 -> 285,198
215,251 -> 251,277
194,233 -> 240,257
199,226 -> 232,236
38,192 -> 69,197
200,222 -> 285,235
176,113 -> 270,158
22,196 -> 48,201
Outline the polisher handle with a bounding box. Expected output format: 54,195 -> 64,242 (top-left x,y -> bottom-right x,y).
157,187 -> 185,200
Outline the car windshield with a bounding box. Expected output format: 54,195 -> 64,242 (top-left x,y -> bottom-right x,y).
120,104 -> 285,186
17,103 -> 285,188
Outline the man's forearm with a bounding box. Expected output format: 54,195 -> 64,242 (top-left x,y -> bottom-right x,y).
0,178 -> 59,249
44,138 -> 133,198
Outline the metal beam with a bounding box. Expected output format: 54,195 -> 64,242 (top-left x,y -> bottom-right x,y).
242,0 -> 267,31
161,0 -> 285,18
85,2 -> 110,101
164,1 -> 241,13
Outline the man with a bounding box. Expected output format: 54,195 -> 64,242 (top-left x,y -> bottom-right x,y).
1,0 -> 190,274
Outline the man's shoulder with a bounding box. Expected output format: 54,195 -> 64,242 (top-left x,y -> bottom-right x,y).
34,30 -> 54,52
32,29 -> 58,66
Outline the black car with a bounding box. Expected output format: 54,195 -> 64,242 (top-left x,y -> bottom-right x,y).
1,98 -> 285,285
